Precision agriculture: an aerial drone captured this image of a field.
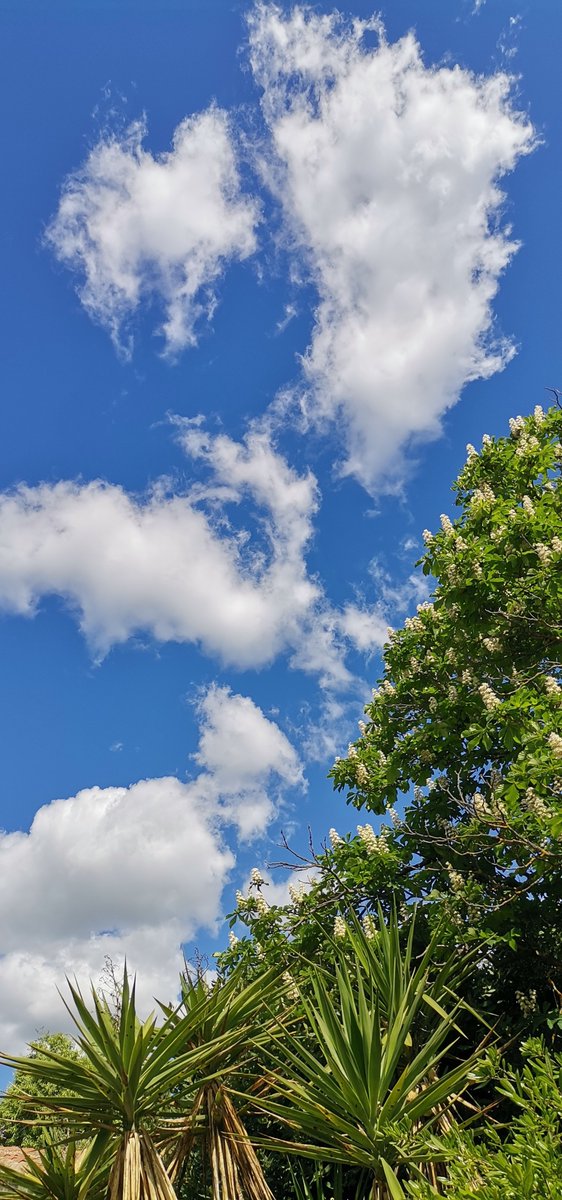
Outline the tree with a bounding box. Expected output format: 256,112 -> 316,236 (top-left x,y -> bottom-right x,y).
329,401 -> 562,1028
0,1035 -> 82,1148
221,402 -> 562,1036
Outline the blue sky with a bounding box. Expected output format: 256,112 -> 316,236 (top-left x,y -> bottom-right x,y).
0,0 -> 560,1050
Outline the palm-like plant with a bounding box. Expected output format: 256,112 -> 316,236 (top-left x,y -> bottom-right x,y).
252,912 -> 484,1200
0,969 -> 277,1200
159,966 -> 289,1200
0,1139 -> 108,1200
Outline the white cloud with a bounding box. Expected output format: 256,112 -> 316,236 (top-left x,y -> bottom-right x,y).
0,428 -> 384,687
0,685 -> 301,1050
0,431 -> 318,668
195,684 -> 303,797
249,4 -> 536,490
46,108 -> 258,357
337,604 -> 389,653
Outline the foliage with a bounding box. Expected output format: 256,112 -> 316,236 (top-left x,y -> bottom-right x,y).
407,1039 -> 562,1199
159,965 -> 285,1200
0,1139 -> 109,1200
252,912 -> 484,1200
0,967 -> 288,1200
0,1036 -> 82,1149
2,403 -> 561,1198
221,403 -> 562,1035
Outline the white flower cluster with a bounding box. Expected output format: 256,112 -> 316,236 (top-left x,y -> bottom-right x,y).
348,743 -> 358,759
490,525 -> 506,543
482,636 -> 501,653
417,602 -> 437,619
405,615 -> 423,633
522,789 -> 551,821
544,676 -> 561,698
362,913 -> 376,940
358,719 -> 367,735
235,889 -> 246,908
515,988 -> 537,1017
462,669 -> 474,686
282,971 -> 299,1001
229,930 -> 239,949
548,732 -> 562,759
482,433 -> 493,447
380,680 -> 395,697
355,761 -> 370,789
388,807 -> 401,827
515,433 -> 539,458
534,405 -> 545,424
536,543 -> 552,566
422,529 -> 433,545
446,863 -> 464,893
333,915 -> 347,939
473,793 -> 490,819
470,482 -> 496,510
445,647 -> 456,664
466,443 -> 478,460
255,894 -> 268,915
440,513 -> 454,535
289,881 -> 305,906
357,823 -> 377,852
250,867 -> 265,888
552,537 -> 562,554
522,494 -> 534,515
447,685 -> 457,703
473,562 -> 484,580
429,696 -> 438,713
479,682 -> 500,712
357,824 -> 390,855
509,415 -> 525,437
329,827 -> 343,848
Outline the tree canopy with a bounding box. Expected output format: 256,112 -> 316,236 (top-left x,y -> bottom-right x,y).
223,402 -> 562,1036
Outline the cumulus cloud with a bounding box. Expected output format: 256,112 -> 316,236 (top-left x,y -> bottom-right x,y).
249,4 -> 536,490
0,685 -> 301,1050
0,430 -> 318,667
0,427 -> 385,686
46,108 -> 258,357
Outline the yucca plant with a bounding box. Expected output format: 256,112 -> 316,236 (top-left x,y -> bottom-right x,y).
159,966 -> 291,1200
0,1139 -> 108,1200
0,970 -> 271,1200
251,912 -> 485,1200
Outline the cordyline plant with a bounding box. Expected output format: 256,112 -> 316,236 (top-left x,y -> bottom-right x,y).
158,965 -> 289,1200
0,966 -> 288,1200
0,1140 -> 109,1200
251,912 -> 486,1200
